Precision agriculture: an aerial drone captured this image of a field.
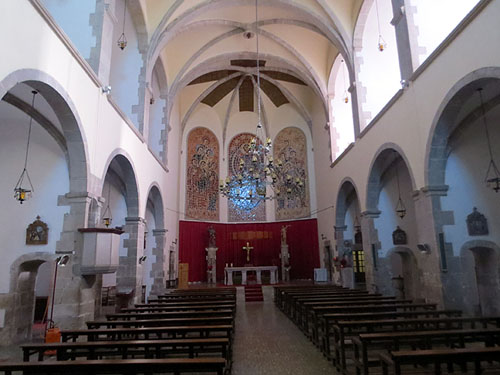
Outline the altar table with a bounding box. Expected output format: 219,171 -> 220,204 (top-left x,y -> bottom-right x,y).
224,266 -> 278,285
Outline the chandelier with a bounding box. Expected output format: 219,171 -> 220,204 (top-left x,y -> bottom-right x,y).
219,0 -> 305,203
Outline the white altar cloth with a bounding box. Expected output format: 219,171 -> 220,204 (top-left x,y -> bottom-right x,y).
224,266 -> 278,285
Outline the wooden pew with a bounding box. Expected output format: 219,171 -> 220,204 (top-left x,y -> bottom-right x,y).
61,325 -> 233,342
106,309 -> 234,321
318,309 -> 462,363
352,328 -> 500,375
274,285 -> 355,310
332,316 -> 500,372
87,316 -> 234,329
135,299 -> 235,308
120,304 -> 236,313
379,347 -> 500,375
308,302 -> 437,344
0,357 -> 226,375
21,337 -> 230,362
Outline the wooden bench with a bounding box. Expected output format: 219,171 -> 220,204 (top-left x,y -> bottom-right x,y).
106,309 -> 234,321
380,347 -> 500,375
135,300 -> 236,308
0,357 -> 226,374
87,316 -> 234,329
122,304 -> 236,313
332,316 -> 500,372
308,303 -> 437,345
352,328 -> 500,375
21,337 -> 230,362
61,324 -> 233,342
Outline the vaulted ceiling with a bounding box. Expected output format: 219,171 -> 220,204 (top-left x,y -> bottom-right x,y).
130,0 -> 365,133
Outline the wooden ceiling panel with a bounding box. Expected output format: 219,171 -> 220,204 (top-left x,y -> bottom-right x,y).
189,70 -> 238,85
259,78 -> 289,107
262,71 -> 305,85
239,76 -> 254,112
201,77 -> 240,107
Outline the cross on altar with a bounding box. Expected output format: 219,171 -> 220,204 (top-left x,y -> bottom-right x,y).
242,242 -> 253,262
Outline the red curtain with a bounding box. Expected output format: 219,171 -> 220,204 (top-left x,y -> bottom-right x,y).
179,219 -> 320,282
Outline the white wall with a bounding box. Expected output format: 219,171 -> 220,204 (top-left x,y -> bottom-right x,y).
0,100 -> 69,293
148,71 -> 165,157
441,107 -> 500,255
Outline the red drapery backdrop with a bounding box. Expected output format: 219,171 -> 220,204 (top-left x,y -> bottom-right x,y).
179,219 -> 320,282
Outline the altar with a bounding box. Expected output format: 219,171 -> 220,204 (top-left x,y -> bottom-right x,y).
224,266 -> 278,285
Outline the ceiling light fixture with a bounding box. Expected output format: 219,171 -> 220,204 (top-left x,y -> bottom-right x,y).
219,0 -> 305,204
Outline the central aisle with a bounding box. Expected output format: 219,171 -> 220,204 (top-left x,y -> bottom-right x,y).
231,286 -> 333,375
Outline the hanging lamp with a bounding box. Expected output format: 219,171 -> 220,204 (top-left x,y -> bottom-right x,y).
374,0 -> 387,52
101,182 -> 113,227
117,0 -> 128,50
14,90 -> 38,204
394,154 -> 406,219
478,88 -> 500,192
342,59 -> 349,104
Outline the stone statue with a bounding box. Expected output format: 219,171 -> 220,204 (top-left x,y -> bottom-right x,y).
208,226 -> 216,247
281,225 -> 290,245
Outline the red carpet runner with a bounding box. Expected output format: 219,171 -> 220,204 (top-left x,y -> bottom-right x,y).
244,285 -> 263,302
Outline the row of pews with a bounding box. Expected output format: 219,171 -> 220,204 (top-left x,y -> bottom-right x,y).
0,287 -> 236,374
275,285 -> 500,374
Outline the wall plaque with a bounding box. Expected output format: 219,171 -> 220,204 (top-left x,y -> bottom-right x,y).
466,207 -> 488,236
26,216 -> 48,245
392,226 -> 407,245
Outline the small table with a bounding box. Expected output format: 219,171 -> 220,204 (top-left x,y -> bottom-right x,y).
224,266 -> 278,285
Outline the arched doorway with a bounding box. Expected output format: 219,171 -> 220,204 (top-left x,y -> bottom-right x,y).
387,247 -> 420,301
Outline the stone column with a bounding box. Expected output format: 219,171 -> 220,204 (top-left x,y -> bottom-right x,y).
280,244 -> 291,282
205,247 -> 218,284
412,187 -> 448,308
333,226 -> 347,285
53,192 -> 101,330
149,229 -> 167,297
117,217 -> 146,307
390,0 -> 414,83
360,211 -> 386,294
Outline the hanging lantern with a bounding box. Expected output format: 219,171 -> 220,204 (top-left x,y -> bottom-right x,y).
374,0 -> 387,52
478,88 -> 500,193
341,59 -> 349,103
102,183 -> 113,227
394,154 -> 407,219
14,90 -> 38,204
117,0 -> 128,50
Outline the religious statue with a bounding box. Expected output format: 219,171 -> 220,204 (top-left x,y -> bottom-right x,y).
208,226 -> 216,247
281,225 -> 291,245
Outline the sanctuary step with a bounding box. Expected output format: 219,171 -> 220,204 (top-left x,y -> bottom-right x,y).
244,285 -> 263,302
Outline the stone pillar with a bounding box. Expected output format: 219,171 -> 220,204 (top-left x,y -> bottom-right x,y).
390,0 -> 414,83
149,229 -> 167,297
280,244 -> 291,282
333,226 -> 347,285
412,187 -> 447,308
360,211 -> 385,294
205,247 -> 218,284
53,192 -> 101,329
117,217 -> 146,307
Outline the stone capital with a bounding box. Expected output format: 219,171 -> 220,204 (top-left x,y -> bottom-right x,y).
334,225 -> 347,232
125,217 -> 146,224
420,185 -> 449,197
361,210 -> 381,219
152,229 -> 168,236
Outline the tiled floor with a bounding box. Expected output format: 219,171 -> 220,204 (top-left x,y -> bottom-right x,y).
232,286 -> 334,375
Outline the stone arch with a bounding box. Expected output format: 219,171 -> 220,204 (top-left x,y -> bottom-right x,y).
459,240 -> 500,316
101,150 -> 140,218
145,183 -> 165,230
366,143 -> 416,212
385,246 -> 421,301
0,69 -> 89,194
6,252 -> 55,343
335,178 -> 360,228
425,67 -> 500,187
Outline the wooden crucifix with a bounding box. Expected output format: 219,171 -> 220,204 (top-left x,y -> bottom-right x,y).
242,242 -> 253,263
